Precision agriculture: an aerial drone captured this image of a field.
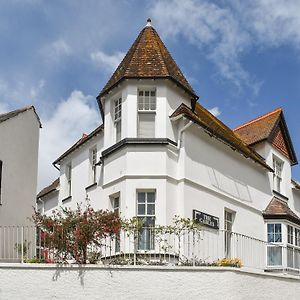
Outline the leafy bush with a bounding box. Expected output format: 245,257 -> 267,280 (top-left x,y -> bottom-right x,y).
32,202 -> 121,264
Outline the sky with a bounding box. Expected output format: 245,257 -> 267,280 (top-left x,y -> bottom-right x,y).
0,0 -> 300,190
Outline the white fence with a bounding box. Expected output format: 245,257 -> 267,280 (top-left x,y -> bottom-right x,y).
1,225 -> 299,274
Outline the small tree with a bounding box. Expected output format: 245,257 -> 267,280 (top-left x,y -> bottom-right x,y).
32,202 -> 121,264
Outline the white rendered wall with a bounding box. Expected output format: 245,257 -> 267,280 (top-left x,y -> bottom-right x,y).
0,109 -> 40,225
0,265 -> 300,300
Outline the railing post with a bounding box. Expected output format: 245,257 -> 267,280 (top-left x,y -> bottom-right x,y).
133,230 -> 137,266
21,226 -> 24,264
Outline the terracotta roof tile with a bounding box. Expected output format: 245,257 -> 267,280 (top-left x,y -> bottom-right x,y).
98,21 -> 197,100
171,103 -> 272,171
263,197 -> 300,225
233,108 -> 282,145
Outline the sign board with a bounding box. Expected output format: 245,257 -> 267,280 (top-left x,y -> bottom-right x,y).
193,210 -> 219,230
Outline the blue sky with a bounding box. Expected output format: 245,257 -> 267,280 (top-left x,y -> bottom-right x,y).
0,0 -> 300,189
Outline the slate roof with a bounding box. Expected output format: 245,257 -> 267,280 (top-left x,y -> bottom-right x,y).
0,105 -> 42,128
37,178 -> 59,199
233,108 -> 282,145
98,20 -> 197,100
53,124 -> 103,165
263,197 -> 300,226
170,103 -> 272,171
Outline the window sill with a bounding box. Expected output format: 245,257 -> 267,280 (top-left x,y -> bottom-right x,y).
272,190 -> 288,201
85,182 -> 97,191
62,196 -> 72,203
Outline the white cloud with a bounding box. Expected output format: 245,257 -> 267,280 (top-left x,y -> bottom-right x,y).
38,90 -> 100,190
208,106 -> 221,117
90,51 -> 125,72
150,0 -> 300,94
0,78 -> 45,109
42,38 -> 71,63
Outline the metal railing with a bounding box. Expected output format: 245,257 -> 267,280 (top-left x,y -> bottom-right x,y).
2,225 -> 300,275
0,226 -> 269,269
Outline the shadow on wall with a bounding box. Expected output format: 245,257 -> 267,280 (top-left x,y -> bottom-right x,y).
184,126 -> 272,196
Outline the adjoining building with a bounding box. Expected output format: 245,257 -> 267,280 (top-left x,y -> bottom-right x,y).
0,106 -> 41,226
0,106 -> 41,261
37,19 -> 300,272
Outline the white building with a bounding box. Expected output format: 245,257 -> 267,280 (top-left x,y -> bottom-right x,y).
0,106 -> 41,226
38,19 -> 300,271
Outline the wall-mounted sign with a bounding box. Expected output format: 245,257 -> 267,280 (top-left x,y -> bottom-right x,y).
193,210 -> 219,230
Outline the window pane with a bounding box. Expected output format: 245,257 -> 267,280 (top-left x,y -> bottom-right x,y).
138,192 -> 145,203
267,224 -> 274,234
275,233 -> 282,243
275,224 -> 281,233
138,203 -> 145,215
268,233 -> 274,243
147,192 -> 155,203
138,113 -> 155,138
267,246 -> 282,266
116,121 -> 121,142
147,204 -> 155,215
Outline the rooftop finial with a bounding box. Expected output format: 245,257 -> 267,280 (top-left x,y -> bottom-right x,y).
146,18 -> 152,27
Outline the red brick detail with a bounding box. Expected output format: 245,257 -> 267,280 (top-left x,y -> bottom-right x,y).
271,124 -> 291,160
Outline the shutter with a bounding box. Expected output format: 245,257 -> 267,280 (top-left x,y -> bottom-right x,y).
138,113 -> 155,138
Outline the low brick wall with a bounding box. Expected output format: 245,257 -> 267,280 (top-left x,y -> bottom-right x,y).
0,264 -> 300,299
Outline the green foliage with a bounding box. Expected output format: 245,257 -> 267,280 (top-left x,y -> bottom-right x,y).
32,202 -> 121,264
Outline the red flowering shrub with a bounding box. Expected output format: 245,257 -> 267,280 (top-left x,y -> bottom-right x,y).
32,203 -> 121,264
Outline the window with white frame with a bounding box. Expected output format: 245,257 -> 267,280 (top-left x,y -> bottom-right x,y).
112,195 -> 120,252
66,164 -> 72,197
288,225 -> 294,245
295,228 -> 300,246
267,223 -> 282,243
89,147 -> 97,184
114,98 -> 122,142
224,210 -> 234,257
267,223 -> 283,266
138,89 -> 156,138
137,190 -> 155,250
273,156 -> 283,193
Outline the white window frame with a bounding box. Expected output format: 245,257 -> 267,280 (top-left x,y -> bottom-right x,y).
288,225 -> 294,245
110,193 -> 120,253
114,98 -> 122,142
66,163 -> 72,197
224,209 -> 235,258
273,156 -> 283,193
137,89 -> 156,138
137,190 -> 156,251
89,147 -> 97,184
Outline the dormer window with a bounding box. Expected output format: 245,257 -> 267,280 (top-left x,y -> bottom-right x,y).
114,98 -> 122,142
273,156 -> 283,193
138,89 -> 156,138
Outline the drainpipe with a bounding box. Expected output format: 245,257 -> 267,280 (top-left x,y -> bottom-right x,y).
177,118 -> 193,150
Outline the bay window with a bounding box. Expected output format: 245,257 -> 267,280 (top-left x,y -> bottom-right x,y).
288,225 -> 294,245
138,90 -> 156,138
137,190 -> 155,250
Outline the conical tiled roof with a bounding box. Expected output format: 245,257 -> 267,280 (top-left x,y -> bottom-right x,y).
98,19 -> 197,99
